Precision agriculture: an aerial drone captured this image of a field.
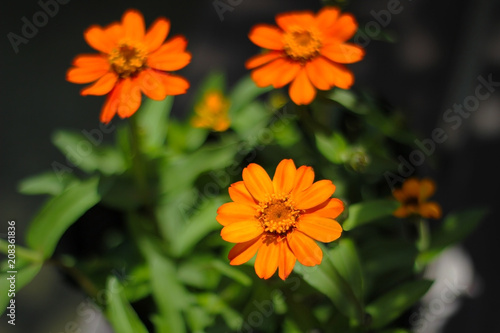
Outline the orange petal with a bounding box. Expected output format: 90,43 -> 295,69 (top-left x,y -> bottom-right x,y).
419,179 -> 436,201
279,239 -> 297,280
323,60 -> 354,89
117,78 -> 142,119
122,9 -> 145,41
419,202 -> 442,219
66,66 -> 109,84
306,198 -> 344,219
144,18 -> 170,53
289,68 -> 317,105
294,180 -> 336,210
292,165 -> 315,195
148,51 -> 191,71
228,181 -> 259,206
322,43 -> 365,64
402,178 -> 420,198
250,57 -> 300,89
305,57 -> 333,90
248,24 -> 284,50
100,81 -> 124,124
228,236 -> 264,265
296,215 -> 342,243
84,26 -> 116,54
276,11 -> 315,31
71,54 -> 109,68
327,13 -> 358,42
136,69 -> 167,101
149,36 -> 188,57
242,163 -> 274,202
216,202 -> 257,226
156,73 -> 190,95
273,159 -> 296,195
315,7 -> 340,31
104,22 -> 123,43
81,72 -> 118,96
254,236 -> 280,279
245,51 -> 283,69
287,231 -> 322,266
393,205 -> 410,218
221,220 -> 263,243
392,189 -> 406,202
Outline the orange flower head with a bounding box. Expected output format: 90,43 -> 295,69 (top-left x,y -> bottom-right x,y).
245,7 -> 365,105
217,159 -> 344,280
67,9 -> 191,123
191,90 -> 231,132
393,178 -> 442,219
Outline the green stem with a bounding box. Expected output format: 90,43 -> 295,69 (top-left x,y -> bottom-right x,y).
0,239 -> 43,263
417,218 -> 430,252
128,117 -> 150,207
48,258 -> 99,299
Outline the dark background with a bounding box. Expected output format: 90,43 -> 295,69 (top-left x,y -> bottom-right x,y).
1,0 -> 499,332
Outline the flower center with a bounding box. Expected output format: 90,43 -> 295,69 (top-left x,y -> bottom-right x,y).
404,197 -> 419,208
108,40 -> 147,78
283,28 -> 322,62
258,195 -> 300,234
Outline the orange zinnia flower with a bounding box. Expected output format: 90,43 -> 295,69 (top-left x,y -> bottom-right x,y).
191,90 -> 231,131
393,178 -> 442,219
67,9 -> 191,123
245,7 -> 365,105
217,159 -> 344,280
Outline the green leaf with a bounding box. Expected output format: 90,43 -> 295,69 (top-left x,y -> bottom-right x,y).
210,259 -> 252,286
26,177 -> 101,258
229,75 -> 272,115
418,208 -> 487,265
328,89 -> 363,114
197,293 -> 243,330
18,171 -> 77,196
431,208 -> 487,249
160,142 -> 238,196
105,276 -> 149,333
330,239 -> 364,304
295,244 -> 364,323
0,262 -> 43,314
315,132 -> 349,164
366,279 -> 433,329
143,243 -> 188,333
136,96 -> 173,154
52,130 -> 126,175
170,197 -> 225,257
230,101 -> 271,138
343,199 -> 400,231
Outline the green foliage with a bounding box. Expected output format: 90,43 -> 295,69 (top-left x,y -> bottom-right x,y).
343,199 -> 401,230
26,176 -> 101,258
366,280 -> 433,329
5,68 -> 486,333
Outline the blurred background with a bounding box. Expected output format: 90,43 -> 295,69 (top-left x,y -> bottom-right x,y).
1,0 -> 499,332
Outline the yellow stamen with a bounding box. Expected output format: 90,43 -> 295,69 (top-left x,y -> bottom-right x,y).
108,40 -> 147,78
283,28 -> 322,62
258,194 -> 300,234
